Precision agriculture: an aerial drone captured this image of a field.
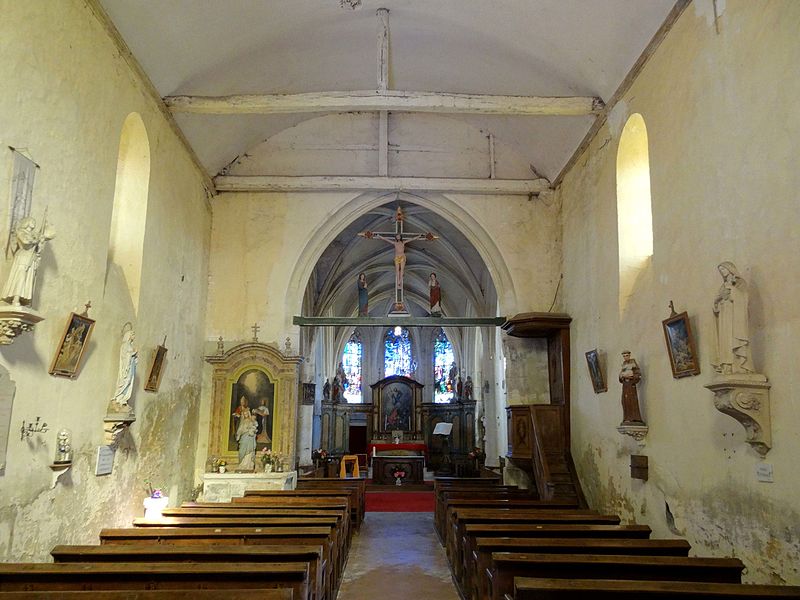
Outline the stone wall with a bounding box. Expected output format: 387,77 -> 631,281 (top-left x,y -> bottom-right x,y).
0,1 -> 210,560
559,0 -> 800,584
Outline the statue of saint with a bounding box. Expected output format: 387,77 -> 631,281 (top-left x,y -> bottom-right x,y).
331,376 -> 341,403
619,351 -> 644,424
463,376 -> 474,401
109,326 -> 138,414
456,376 -> 464,400
429,272 -> 442,316
234,396 -> 258,471
336,361 -> 348,389
2,214 -> 55,306
448,362 -> 457,394
712,262 -> 754,374
322,378 -> 331,401
357,272 -> 369,316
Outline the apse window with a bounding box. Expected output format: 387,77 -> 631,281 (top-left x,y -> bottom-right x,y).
616,112 -> 653,315
384,327 -> 413,377
107,112 -> 150,314
341,332 -> 363,403
433,329 -> 455,403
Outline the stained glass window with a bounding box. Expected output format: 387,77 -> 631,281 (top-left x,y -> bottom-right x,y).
342,333 -> 363,403
384,327 -> 413,377
433,329 -> 456,403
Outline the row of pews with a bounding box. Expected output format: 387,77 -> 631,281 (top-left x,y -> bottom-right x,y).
435,476 -> 800,600
0,477 -> 365,600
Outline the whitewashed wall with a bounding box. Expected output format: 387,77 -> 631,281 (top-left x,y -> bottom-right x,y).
0,1 -> 210,560
559,0 -> 800,584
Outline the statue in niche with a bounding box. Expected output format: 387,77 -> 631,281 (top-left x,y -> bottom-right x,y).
2,213 -> 55,306
322,378 -> 331,401
357,272 -> 369,316
108,324 -> 138,415
619,351 -> 644,424
234,396 -> 258,471
712,261 -> 754,375
463,376 -> 474,401
429,272 -> 442,316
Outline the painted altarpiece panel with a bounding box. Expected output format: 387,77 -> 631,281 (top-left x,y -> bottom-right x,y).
206,343 -> 301,470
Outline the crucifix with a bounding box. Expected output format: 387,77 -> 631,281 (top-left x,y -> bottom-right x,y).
251,322 -> 260,342
358,205 -> 438,315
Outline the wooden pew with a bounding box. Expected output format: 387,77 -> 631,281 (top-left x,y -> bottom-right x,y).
512,577 -> 800,599
0,563 -> 308,599
487,553 -> 745,600
447,509 -> 620,579
436,498 -> 578,543
241,489 -> 358,529
468,537 -> 692,600
51,544 -> 324,600
0,591 -> 293,600
297,478 -> 366,527
100,527 -> 336,600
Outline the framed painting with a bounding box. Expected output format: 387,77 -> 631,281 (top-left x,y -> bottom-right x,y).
227,367 -> 275,453
49,312 -> 95,378
144,344 -> 168,392
584,349 -> 607,393
662,311 -> 700,378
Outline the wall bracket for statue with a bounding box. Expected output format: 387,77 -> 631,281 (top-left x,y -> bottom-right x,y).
616,422 -> 649,446
0,305 -> 44,344
706,374 -> 771,456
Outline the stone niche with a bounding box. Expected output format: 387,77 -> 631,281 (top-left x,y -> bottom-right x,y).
206,343 -> 302,470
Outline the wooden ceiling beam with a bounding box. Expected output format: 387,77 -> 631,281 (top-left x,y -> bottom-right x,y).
214,175 -> 551,195
164,89 -> 603,117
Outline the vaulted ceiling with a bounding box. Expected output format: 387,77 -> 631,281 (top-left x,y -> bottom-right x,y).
99,0 -> 677,182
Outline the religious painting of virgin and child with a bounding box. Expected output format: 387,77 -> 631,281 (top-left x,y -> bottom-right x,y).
662,311 -> 700,379
228,368 -> 275,454
49,312 -> 95,378
382,382 -> 413,432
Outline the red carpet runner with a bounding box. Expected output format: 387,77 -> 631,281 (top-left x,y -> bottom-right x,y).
365,491 -> 435,512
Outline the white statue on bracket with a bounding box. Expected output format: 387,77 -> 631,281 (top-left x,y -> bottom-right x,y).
104,323 -> 138,447
0,212 -> 55,344
705,262 -> 771,456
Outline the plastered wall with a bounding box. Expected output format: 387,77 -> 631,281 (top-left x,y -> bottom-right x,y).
559,0 -> 800,584
0,1 -> 210,560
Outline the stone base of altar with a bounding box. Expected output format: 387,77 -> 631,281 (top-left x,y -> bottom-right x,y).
200,471 -> 298,503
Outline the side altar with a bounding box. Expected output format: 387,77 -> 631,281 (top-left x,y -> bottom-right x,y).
201,471 -> 297,503
205,342 -> 303,472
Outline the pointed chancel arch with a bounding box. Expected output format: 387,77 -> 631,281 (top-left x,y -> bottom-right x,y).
106,112 -> 151,314
616,112 -> 653,316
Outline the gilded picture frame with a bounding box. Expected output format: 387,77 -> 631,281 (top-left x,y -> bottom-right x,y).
662,311 -> 701,378
49,312 -> 95,378
144,344 -> 168,392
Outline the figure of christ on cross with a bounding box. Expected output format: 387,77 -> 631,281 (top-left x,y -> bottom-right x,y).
358,206 -> 438,314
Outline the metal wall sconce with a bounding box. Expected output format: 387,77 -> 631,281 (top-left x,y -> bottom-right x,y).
20,416 -> 49,440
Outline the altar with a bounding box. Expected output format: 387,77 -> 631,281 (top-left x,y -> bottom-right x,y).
372,455 -> 425,485
201,471 -> 297,503
367,442 -> 428,464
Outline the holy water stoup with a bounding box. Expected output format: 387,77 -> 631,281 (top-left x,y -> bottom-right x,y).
358,205 -> 438,316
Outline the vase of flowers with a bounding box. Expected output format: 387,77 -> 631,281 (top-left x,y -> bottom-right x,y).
311,448 -> 329,470
467,446 -> 486,475
392,467 -> 406,486
260,448 -> 274,473
217,460 -> 227,474
143,482 -> 168,519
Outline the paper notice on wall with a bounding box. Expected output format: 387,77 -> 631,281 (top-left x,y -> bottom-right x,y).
0,370 -> 17,472
95,445 -> 115,476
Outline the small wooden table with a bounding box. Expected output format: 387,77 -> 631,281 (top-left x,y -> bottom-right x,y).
372,455 -> 425,485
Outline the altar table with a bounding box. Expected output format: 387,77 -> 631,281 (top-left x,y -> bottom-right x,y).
372,455 -> 425,485
200,471 -> 297,503
367,443 -> 428,464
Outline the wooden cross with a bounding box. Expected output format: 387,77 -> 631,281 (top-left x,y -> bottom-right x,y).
251,322 -> 260,342
358,205 -> 438,314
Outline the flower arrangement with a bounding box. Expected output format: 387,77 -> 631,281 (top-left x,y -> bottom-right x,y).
311,448 -> 329,462
392,468 -> 407,480
210,457 -> 227,473
145,480 -> 164,498
467,447 -> 486,462
261,448 -> 283,472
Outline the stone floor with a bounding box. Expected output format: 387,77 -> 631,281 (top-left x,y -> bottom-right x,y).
337,512 -> 460,600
